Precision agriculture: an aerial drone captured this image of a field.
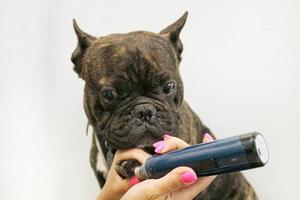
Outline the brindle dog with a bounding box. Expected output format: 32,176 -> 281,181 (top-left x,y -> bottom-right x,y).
71,12 -> 258,199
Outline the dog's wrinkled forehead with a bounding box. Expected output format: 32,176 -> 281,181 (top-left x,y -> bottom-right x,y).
71,12 -> 188,81
84,33 -> 178,88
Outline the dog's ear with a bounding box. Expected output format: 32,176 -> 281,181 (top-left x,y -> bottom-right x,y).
159,11 -> 188,62
71,19 -> 96,79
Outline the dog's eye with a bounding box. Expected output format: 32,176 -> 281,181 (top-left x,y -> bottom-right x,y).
101,88 -> 116,101
163,82 -> 176,94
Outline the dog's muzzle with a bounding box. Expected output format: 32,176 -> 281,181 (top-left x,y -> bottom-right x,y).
131,103 -> 157,125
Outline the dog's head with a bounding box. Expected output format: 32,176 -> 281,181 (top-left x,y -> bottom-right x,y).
72,12 -> 188,149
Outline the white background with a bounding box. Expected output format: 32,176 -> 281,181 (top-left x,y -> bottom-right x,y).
0,0 -> 299,199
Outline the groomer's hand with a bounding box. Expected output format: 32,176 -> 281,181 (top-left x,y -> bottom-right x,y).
96,149 -> 151,200
121,133 -> 216,200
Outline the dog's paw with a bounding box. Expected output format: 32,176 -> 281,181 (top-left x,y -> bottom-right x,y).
115,159 -> 141,179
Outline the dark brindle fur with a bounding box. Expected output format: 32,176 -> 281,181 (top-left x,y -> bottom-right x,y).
71,12 -> 258,199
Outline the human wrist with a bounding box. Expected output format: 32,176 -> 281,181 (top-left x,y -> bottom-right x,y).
97,186 -> 122,200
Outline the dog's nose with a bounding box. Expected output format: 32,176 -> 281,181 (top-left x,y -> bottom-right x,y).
131,104 -> 157,123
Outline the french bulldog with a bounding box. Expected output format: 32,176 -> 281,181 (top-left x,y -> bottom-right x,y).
72,12 -> 258,199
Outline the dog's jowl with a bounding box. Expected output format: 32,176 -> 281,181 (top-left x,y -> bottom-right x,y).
72,12 -> 258,200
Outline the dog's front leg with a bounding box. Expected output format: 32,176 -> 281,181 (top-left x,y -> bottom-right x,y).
90,133 -> 109,188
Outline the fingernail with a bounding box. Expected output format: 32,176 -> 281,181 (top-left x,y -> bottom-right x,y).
204,133 -> 214,142
154,142 -> 166,154
163,134 -> 171,140
129,176 -> 140,187
180,171 -> 197,183
153,141 -> 164,148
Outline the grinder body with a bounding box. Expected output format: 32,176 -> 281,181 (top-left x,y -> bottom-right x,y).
135,132 -> 269,180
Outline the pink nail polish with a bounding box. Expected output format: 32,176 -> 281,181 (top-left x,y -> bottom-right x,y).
164,134 -> 171,140
180,171 -> 197,183
154,143 -> 166,154
204,133 -> 214,142
153,141 -> 164,148
129,176 -> 140,187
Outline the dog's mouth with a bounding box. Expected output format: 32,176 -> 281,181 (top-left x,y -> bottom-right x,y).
139,145 -> 156,155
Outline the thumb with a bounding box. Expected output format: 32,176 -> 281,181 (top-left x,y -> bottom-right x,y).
151,167 -> 197,196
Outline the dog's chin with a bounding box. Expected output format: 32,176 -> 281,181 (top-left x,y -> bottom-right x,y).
135,130 -> 168,155
105,119 -> 174,149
